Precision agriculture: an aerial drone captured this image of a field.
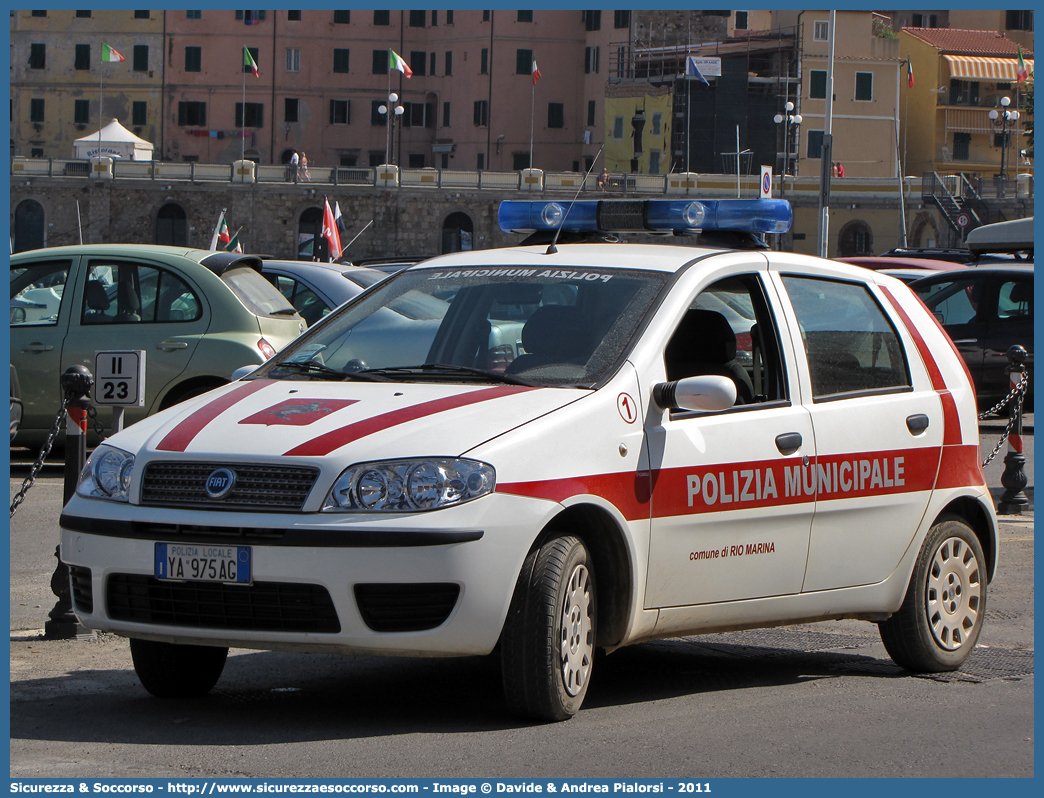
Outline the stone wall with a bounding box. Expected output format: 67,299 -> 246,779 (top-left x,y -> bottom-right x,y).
10,176 -> 1033,259
9,179 -> 519,260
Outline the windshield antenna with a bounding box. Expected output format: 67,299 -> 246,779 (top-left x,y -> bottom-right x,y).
546,145 -> 604,255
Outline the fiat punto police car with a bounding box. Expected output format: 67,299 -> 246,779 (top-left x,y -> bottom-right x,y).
61,198 -> 996,721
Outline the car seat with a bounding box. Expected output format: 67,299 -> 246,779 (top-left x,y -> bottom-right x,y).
506,305 -> 593,374
116,281 -> 142,322
82,280 -> 111,323
664,308 -> 754,404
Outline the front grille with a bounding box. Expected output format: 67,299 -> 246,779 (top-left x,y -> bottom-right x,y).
354,583 -> 461,632
107,574 -> 340,633
69,565 -> 93,614
140,462 -> 320,511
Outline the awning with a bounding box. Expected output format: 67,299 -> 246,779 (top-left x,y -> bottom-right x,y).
944,55 -> 1034,81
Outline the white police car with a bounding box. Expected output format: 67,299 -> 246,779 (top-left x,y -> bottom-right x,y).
61,198 -> 996,721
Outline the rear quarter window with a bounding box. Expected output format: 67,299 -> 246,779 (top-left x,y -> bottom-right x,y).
222,266 -> 300,318
782,275 -> 911,400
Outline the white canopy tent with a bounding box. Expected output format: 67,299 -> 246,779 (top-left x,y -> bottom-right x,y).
73,118 -> 154,161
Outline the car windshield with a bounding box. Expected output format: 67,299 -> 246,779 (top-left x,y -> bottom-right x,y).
255,264 -> 669,387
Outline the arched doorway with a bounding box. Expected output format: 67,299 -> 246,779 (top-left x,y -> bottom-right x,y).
280,148 -> 296,164
243,148 -> 262,165
13,200 -> 45,252
297,207 -> 325,260
837,220 -> 873,257
441,211 -> 474,254
155,203 -> 188,246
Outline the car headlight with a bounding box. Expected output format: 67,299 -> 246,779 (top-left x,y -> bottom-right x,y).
323,458 -> 495,512
76,445 -> 135,502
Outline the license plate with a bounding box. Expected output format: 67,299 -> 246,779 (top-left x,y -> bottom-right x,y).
154,543 -> 251,584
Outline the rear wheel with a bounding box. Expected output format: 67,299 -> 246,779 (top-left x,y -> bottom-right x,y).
501,535 -> 596,721
129,638 -> 228,697
878,518 -> 986,672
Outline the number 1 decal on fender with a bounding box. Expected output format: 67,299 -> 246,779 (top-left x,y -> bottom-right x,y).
618,393 -> 638,424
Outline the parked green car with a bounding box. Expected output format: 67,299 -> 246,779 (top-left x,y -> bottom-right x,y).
10,245 -> 306,447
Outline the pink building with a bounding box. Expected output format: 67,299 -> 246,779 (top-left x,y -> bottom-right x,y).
163,9 -> 595,172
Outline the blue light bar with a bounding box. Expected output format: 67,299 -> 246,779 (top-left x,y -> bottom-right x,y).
498,199 -> 792,235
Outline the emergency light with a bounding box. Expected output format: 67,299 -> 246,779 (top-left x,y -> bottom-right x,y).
498,198 -> 792,235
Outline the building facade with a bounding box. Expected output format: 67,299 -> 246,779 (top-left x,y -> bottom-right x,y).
11,9 -> 165,160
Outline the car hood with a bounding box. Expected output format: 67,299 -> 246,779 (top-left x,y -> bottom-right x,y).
111,379 -> 585,462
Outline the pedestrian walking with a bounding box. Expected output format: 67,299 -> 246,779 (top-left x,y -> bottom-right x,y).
299,152 -> 310,181
289,150 -> 299,183
836,161 -> 845,178
597,167 -> 610,191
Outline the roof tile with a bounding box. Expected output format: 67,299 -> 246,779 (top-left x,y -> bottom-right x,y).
903,28 -> 1033,58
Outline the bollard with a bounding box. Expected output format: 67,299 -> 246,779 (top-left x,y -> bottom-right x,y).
44,365 -> 95,639
997,345 -> 1029,515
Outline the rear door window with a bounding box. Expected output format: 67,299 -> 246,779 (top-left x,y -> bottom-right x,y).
222,266 -> 300,318
11,261 -> 71,326
781,276 -> 911,400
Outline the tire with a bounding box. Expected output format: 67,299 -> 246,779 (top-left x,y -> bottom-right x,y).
501,535 -> 597,722
878,518 -> 986,672
129,638 -> 228,698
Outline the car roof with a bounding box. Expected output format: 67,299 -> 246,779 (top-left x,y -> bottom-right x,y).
910,264 -> 1034,286
10,244 -> 264,275
409,242 -> 739,274
838,255 -> 965,271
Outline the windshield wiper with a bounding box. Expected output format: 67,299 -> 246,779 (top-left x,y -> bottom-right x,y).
274,361 -> 385,381
357,363 -> 538,386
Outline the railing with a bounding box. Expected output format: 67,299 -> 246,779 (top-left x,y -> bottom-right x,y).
11,156 -> 1036,201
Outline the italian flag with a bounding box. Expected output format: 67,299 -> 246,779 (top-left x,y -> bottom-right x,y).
225,234 -> 243,254
532,60 -> 542,85
244,46 -> 259,78
906,55 -> 914,88
101,43 -> 125,63
390,50 -> 413,78
1016,45 -> 1029,84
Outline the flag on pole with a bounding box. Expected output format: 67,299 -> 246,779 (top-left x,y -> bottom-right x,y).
390,50 -> 413,78
532,60 -> 542,84
906,55 -> 914,88
209,209 -> 229,250
244,46 -> 259,78
334,202 -> 348,243
225,234 -> 243,254
101,43 -> 125,63
322,198 -> 342,262
686,56 -> 710,86
1016,45 -> 1029,84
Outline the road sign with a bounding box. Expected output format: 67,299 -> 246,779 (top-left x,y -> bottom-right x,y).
94,350 -> 146,407
957,213 -> 971,228
760,166 -> 773,198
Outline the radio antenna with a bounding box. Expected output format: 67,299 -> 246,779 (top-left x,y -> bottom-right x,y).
546,145 -> 604,255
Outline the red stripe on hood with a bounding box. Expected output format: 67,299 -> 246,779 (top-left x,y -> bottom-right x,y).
283,385 -> 537,457
157,380 -> 273,452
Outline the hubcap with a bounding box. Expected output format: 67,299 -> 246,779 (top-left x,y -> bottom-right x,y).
559,563 -> 593,697
926,536 -> 982,651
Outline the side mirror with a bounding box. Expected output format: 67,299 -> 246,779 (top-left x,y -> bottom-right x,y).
653,375 -> 736,412
230,365 -> 257,381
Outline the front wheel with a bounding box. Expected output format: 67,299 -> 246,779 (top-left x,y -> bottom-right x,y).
878,518 -> 986,672
501,535 -> 597,721
129,638 -> 228,697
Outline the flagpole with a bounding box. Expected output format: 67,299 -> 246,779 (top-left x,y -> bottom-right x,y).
386,64 -> 392,164
529,76 -> 535,170
241,50 -> 246,161
98,71 -> 103,152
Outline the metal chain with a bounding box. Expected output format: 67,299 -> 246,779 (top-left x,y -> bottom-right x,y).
981,373 -> 1029,469
86,403 -> 107,439
10,398 -> 69,518
978,372 -> 1029,419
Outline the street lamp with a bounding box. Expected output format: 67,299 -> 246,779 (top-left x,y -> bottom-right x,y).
378,92 -> 405,165
989,95 -> 1020,190
773,101 -> 802,198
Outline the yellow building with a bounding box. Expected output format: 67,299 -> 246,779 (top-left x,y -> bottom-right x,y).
11,9 -> 164,159
604,91 -> 673,174
899,27 -> 1033,179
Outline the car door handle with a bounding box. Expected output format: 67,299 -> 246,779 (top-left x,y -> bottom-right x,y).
775,432 -> 802,454
951,339 -> 979,344
906,414 -> 930,434
157,341 -> 189,351
23,342 -> 54,352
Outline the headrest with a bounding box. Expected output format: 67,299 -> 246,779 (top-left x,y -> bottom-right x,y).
1009,280 -> 1032,304
521,305 -> 589,357
666,309 -> 737,364
85,280 -> 111,311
